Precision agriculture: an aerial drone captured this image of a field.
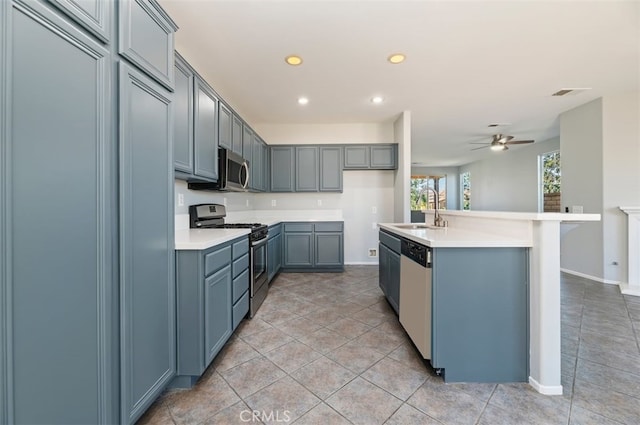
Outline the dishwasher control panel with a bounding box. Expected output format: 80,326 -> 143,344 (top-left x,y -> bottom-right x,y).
401,239 -> 431,268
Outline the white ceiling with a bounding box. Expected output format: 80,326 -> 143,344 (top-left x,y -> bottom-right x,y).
158,0 -> 639,167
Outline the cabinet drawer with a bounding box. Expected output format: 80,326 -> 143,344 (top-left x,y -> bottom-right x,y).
232,268 -> 249,303
233,253 -> 249,279
314,222 -> 343,232
232,290 -> 249,330
232,237 -> 249,258
284,223 -> 313,232
379,230 -> 401,254
268,224 -> 282,237
205,245 -> 231,276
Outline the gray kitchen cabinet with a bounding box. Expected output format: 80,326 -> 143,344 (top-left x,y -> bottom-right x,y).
174,235 -> 249,388
119,0 -> 177,90
343,144 -> 397,170
193,77 -> 219,181
319,146 -> 343,192
173,53 -> 194,175
118,62 -> 175,425
267,224 -> 283,282
251,134 -> 263,191
232,114 -> 243,156
283,222 -> 344,271
242,124 -> 253,161
430,247 -> 529,383
218,102 -> 232,151
270,146 -> 295,192
48,0 -> 111,43
2,2 -> 116,423
295,146 -> 319,191
378,230 -> 401,314
261,140 -> 269,192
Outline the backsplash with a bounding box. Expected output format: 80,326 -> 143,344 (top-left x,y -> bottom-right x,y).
174,180 -> 253,214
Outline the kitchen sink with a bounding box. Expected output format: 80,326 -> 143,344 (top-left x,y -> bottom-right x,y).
394,224 -> 446,230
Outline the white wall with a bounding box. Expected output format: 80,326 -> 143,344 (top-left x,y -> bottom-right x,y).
602,92 -> 640,283
457,137 -> 560,212
174,180 -> 253,215
410,166 -> 460,210
253,122 -> 397,264
560,98 -> 604,280
394,112 -> 411,223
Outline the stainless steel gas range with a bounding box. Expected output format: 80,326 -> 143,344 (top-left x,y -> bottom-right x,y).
189,204 -> 269,317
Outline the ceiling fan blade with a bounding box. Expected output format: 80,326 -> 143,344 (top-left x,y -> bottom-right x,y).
505,140 -> 534,145
471,145 -> 490,151
469,142 -> 490,145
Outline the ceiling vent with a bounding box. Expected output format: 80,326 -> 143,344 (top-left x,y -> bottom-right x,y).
552,88 -> 591,97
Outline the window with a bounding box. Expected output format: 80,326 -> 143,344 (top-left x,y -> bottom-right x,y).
539,151 -> 561,212
461,171 -> 471,210
411,175 -> 446,210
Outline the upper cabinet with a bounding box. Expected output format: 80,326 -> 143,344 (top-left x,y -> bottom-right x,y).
231,114 -> 243,156
270,147 -> 295,192
319,146 -> 343,192
343,144 -> 397,170
119,0 -> 178,90
269,145 -> 342,193
295,146 -> 319,192
218,102 -> 232,151
48,0 -> 112,43
173,53 -> 194,175
193,78 -> 219,181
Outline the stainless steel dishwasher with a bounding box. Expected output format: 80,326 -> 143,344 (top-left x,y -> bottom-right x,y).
399,238 -> 432,359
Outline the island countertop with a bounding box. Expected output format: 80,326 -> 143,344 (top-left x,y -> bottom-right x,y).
378,223 -> 532,248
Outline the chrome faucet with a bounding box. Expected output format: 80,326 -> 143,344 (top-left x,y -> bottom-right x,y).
419,187 -> 446,227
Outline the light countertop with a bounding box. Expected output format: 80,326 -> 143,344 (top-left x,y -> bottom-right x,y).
175,228 -> 250,250
378,223 -> 533,248
427,209 -> 601,222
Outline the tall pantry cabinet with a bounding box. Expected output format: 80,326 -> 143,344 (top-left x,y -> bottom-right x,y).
0,0 -> 177,424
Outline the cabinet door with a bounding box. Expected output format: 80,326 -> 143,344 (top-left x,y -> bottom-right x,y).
194,78 -> 218,180
5,3 -> 115,423
218,102 -> 232,150
270,146 -> 294,192
284,233 -> 314,267
295,146 -> 319,192
242,124 -> 253,161
378,244 -> 389,297
320,146 -> 342,192
251,134 -> 262,191
119,62 -> 175,424
274,233 -> 283,272
267,236 -> 277,282
231,114 -> 243,156
173,54 -> 194,174
314,233 -> 343,267
343,146 -> 369,169
48,0 -> 112,43
205,265 -> 232,365
119,0 -> 177,90
371,145 -> 397,169
261,141 -> 269,192
387,250 -> 401,314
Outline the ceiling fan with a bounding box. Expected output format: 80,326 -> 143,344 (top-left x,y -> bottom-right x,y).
470,134 -> 535,151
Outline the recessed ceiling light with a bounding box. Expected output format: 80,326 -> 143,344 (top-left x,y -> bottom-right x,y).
387,53 -> 406,64
297,97 -> 309,105
371,96 -> 384,104
285,55 -> 303,66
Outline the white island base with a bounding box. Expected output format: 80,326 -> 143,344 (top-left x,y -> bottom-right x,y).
419,210 -> 600,395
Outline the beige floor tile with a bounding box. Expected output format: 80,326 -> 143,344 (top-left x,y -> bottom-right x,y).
326,377 -> 403,425
199,401 -> 252,425
351,307 -> 389,327
244,376 -> 320,423
292,402 -> 352,425
273,316 -> 324,339
135,400 -> 174,425
297,328 -> 350,354
325,317 -> 372,339
572,379 -> 640,424
326,340 -> 386,374
387,343 -> 433,374
385,403 -> 441,425
407,379 -> 486,425
569,406 -> 627,425
241,325 -> 294,354
488,383 -> 570,425
219,357 -> 286,398
291,356 -> 357,400
361,357 -> 429,401
212,337 -> 261,372
264,340 -> 322,374
354,328 -> 405,355
235,317 -> 274,338
302,307 -> 344,327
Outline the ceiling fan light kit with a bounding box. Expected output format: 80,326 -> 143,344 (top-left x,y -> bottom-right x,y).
471,133 -> 534,152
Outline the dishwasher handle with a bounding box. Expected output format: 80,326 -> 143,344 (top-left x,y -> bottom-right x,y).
401,239 -> 431,268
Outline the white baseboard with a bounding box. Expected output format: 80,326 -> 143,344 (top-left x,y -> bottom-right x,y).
345,261 -> 379,266
560,268 -> 620,285
529,377 -> 563,395
618,283 -> 640,297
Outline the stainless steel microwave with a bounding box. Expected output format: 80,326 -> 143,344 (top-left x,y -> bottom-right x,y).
187,148 -> 249,191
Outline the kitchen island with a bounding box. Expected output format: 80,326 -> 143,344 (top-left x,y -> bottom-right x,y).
380,209 -> 600,395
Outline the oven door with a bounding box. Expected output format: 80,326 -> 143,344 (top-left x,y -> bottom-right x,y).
251,237 -> 268,295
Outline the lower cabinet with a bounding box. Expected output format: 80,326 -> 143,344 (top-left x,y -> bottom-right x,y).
173,235 -> 249,388
379,230 -> 401,314
267,224 -> 283,282
283,222 -> 344,271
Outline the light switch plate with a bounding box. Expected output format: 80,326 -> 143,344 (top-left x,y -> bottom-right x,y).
371,206 -> 377,214
271,199 -> 276,207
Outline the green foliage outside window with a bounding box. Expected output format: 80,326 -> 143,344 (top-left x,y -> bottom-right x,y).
542,152 -> 561,193
461,171 -> 471,210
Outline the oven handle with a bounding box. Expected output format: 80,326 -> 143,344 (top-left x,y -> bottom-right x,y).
251,237 -> 267,248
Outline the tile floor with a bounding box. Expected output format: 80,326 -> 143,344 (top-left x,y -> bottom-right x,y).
138,266 -> 640,425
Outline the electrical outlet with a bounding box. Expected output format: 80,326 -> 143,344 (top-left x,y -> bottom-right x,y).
372,222 -> 377,229
368,248 -> 377,257
571,205 -> 583,214
317,199 -> 322,206
371,206 -> 377,214
271,199 -> 277,207
246,199 -> 250,207
177,193 -> 184,207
